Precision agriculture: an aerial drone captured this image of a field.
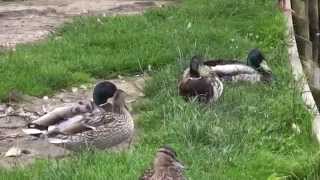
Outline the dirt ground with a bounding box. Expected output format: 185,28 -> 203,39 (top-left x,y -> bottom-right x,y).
0,74 -> 148,168
0,0 -> 172,48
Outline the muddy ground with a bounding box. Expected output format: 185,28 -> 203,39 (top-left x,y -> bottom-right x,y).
0,0 -> 172,48
0,75 -> 148,168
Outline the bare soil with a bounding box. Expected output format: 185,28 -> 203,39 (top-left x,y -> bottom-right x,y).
0,0 -> 172,48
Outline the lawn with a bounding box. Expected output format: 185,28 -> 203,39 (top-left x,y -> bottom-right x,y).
0,0 -> 319,179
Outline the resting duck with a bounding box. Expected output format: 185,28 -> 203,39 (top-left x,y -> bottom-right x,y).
23,81 -> 134,151
179,56 -> 223,104
203,48 -> 274,83
140,146 -> 186,180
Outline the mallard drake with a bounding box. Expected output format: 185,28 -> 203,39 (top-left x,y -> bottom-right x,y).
23,81 -> 134,151
179,56 -> 223,104
140,146 -> 186,180
203,48 -> 274,83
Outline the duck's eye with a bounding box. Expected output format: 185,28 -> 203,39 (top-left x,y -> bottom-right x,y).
74,107 -> 81,113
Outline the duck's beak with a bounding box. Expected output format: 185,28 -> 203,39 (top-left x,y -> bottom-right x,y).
259,60 -> 272,73
173,160 -> 185,170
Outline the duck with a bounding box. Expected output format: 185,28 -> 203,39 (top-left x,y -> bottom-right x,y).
203,48 -> 274,83
179,56 -> 223,104
23,81 -> 134,151
140,146 -> 186,180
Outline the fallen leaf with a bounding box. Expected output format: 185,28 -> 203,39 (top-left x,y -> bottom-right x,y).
72,87 -> 78,93
97,18 -> 103,24
80,85 -> 87,90
22,128 -> 45,135
292,123 -> 301,134
6,106 -> 14,114
5,147 -> 21,157
187,22 -> 192,29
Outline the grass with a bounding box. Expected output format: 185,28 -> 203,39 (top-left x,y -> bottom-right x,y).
0,0 -> 319,179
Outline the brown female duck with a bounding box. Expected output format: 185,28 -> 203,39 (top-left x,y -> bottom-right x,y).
140,146 -> 186,180
179,56 -> 223,104
23,81 -> 134,151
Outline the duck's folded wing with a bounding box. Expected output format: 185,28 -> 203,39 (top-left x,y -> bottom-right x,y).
47,115 -> 96,135
230,73 -> 264,83
208,64 -> 257,76
54,111 -> 116,135
28,102 -> 94,129
204,59 -> 244,66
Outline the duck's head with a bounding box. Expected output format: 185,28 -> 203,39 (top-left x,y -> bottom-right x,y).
111,89 -> 128,111
190,56 -> 211,77
93,81 -> 117,107
154,145 -> 184,170
247,49 -> 272,73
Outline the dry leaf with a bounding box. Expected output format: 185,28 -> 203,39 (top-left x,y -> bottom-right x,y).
292,123 -> 301,134
5,147 -> 21,157
6,106 -> 14,114
72,87 -> 78,93
22,128 -> 45,135
80,85 -> 87,90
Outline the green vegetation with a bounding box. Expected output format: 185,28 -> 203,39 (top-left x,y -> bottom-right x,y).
0,0 -> 319,179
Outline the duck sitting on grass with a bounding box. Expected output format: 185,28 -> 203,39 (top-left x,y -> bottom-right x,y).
179,56 -> 223,104
140,146 -> 186,180
203,48 -> 274,83
23,81 -> 134,151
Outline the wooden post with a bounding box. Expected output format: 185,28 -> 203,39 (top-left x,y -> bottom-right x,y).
309,0 -> 319,63
291,0 -> 313,80
285,0 -> 320,143
291,0 -> 312,59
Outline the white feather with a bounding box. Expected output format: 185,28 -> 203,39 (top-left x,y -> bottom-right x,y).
22,128 -> 46,135
231,73 -> 261,83
209,64 -> 256,74
48,138 -> 70,144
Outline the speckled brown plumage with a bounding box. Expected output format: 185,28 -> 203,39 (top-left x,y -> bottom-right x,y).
23,82 -> 134,151
47,89 -> 134,151
179,56 -> 223,104
140,146 -> 186,180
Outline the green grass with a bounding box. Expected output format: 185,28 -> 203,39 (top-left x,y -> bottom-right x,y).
0,0 -> 319,179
